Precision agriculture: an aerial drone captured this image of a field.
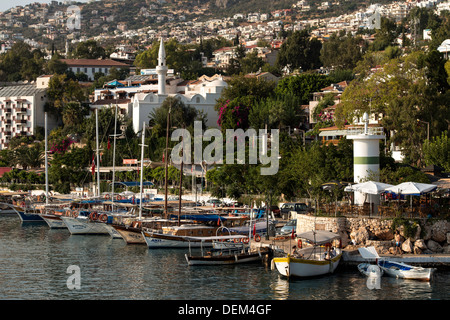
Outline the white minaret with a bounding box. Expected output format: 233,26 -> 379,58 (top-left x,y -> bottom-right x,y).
347,112 -> 386,206
156,38 -> 168,95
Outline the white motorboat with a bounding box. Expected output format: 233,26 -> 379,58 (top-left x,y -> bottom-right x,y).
272,230 -> 342,278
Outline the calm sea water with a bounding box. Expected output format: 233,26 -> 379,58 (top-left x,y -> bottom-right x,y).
1,214 -> 450,302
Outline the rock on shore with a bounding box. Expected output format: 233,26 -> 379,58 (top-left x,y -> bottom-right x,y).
345,218 -> 450,255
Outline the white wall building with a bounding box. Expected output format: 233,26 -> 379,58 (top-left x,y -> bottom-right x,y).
61,59 -> 130,81
0,75 -> 58,149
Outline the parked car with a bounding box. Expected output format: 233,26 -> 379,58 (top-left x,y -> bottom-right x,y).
206,199 -> 222,206
279,219 -> 297,235
280,202 -> 308,219
269,205 -> 280,217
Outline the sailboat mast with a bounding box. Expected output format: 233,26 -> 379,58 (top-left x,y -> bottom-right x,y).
111,103 -> 118,208
95,108 -> 101,197
139,122 -> 146,220
44,112 -> 49,206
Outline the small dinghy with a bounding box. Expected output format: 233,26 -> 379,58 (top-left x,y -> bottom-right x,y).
358,263 -> 383,277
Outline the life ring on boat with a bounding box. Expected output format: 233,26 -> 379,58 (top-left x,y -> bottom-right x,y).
90,212 -> 99,221
99,214 -> 108,222
233,238 -> 240,243
49,210 -> 55,215
104,194 -> 110,200
254,234 -> 261,242
72,211 -> 78,218
242,237 -> 249,244
297,239 -> 302,249
116,195 -> 122,201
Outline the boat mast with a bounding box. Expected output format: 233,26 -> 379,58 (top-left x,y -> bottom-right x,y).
139,122 -> 147,220
164,106 -> 171,218
44,112 -> 49,206
111,103 -> 118,210
95,108 -> 101,197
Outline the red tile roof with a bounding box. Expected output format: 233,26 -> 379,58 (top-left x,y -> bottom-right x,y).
61,59 -> 130,67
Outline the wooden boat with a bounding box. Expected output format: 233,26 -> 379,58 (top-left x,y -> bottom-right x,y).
358,246 -> 435,281
142,224 -> 227,248
272,230 -> 342,278
185,235 -> 270,266
357,263 -> 384,277
377,260 -> 435,281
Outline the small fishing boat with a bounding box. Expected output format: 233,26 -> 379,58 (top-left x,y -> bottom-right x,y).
377,260 -> 435,281
357,263 -> 384,277
358,246 -> 435,281
272,230 -> 342,278
185,235 -> 270,266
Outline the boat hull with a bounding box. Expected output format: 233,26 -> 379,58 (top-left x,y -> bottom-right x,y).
378,260 -> 434,281
103,224 -> 124,239
113,225 -> 146,244
16,210 -> 44,222
142,231 -> 213,248
185,250 -> 268,266
273,253 -> 342,278
41,214 -> 67,229
358,263 -> 384,277
61,216 -> 110,235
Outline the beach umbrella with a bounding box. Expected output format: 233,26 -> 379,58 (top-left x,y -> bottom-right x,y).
385,182 -> 437,196
344,181 -> 394,216
344,181 -> 394,194
385,182 -> 438,212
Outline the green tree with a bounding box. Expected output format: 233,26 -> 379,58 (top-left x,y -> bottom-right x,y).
276,30 -> 322,72
423,132 -> 450,172
71,40 -> 106,59
275,73 -> 332,105
320,31 -> 367,70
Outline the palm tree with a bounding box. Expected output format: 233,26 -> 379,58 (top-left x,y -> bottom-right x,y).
13,145 -> 44,170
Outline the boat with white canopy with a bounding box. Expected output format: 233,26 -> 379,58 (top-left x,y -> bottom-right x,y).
272,230 -> 342,278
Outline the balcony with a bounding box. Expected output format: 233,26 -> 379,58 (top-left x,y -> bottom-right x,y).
15,119 -> 27,124
15,107 -> 27,113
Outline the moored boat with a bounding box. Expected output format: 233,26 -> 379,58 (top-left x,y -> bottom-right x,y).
61,212 -> 110,235
358,263 -> 384,277
272,230 -> 342,278
184,235 -> 271,266
377,260 -> 435,281
142,224 -> 223,248
358,246 -> 435,281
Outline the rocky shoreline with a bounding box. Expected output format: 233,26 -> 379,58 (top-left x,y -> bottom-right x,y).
345,218 -> 450,255
295,214 -> 450,256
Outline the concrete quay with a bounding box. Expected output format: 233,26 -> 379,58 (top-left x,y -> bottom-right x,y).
252,237 -> 450,269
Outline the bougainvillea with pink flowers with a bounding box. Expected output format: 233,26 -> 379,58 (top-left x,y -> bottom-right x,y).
49,137 -> 74,154
217,97 -> 252,131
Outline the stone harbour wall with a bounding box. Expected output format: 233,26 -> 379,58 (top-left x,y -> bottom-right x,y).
296,215 -> 450,255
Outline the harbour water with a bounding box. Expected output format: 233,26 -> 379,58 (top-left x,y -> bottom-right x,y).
1,214 -> 450,302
